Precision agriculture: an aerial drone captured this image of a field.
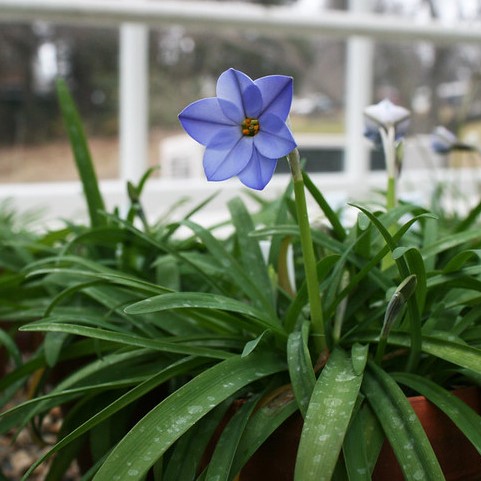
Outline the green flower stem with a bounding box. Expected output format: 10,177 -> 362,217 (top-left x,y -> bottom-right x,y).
386,175 -> 396,213
379,126 -> 397,212
288,149 -> 327,354
380,126 -> 397,270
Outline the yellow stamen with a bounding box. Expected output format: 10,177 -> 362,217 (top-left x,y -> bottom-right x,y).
241,117 -> 260,137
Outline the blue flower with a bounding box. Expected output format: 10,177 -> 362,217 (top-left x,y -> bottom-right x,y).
430,126 -> 476,155
178,68 -> 297,190
431,126 -> 458,154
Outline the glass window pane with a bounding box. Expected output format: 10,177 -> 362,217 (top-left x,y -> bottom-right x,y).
0,23 -> 119,183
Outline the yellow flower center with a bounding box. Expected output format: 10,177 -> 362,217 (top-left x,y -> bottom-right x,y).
241,118 -> 260,137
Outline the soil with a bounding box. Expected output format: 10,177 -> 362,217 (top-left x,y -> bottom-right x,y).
0,391 -> 81,481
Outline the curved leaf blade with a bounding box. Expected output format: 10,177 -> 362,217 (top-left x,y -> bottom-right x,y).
287,322 -> 315,417
394,372 -> 481,454
56,79 -> 106,227
92,352 -> 285,481
294,347 -> 366,481
363,362 -> 445,481
124,292 -> 285,336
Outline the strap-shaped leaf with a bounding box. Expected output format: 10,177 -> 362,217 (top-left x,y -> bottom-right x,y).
394,372 -> 481,454
302,171 -> 347,241
354,330 -> 481,376
204,393 -> 261,481
92,352 -> 285,481
163,401 -> 230,481
19,356 -> 207,480
294,347 -> 366,481
0,328 -> 21,368
124,292 -> 285,336
284,254 -> 340,333
230,395 -> 298,476
442,249 -> 481,274
228,197 -> 274,307
363,362 -> 445,481
56,79 -> 106,228
21,322 -> 233,360
287,322 -> 316,417
394,332 -> 481,374
343,403 -> 384,481
422,228 -> 481,260
182,219 -> 277,318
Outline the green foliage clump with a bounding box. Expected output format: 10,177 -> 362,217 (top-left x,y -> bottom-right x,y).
1,80 -> 481,481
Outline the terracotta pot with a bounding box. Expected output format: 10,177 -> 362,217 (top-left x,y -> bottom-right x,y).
229,387 -> 481,481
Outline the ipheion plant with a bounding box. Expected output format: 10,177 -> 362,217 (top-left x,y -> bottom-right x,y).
364,98 -> 411,211
363,98 -> 411,272
179,67 -> 327,355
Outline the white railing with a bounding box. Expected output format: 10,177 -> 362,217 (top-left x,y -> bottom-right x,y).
3,0 -> 481,42
0,0 -> 481,223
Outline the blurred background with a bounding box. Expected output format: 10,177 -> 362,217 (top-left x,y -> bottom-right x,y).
0,0 -> 480,194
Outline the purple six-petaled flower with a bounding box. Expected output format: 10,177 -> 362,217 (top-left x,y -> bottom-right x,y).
178,68 -> 297,190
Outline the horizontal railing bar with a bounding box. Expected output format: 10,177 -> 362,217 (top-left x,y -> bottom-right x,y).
0,167 -> 477,226
0,0 -> 481,44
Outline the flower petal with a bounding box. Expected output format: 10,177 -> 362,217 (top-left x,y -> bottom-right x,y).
218,98 -> 244,123
207,127 -> 242,150
179,97 -> 237,145
237,148 -> 278,190
216,68 -> 253,114
431,126 -> 457,154
242,84 -> 263,118
178,68 -> 297,190
363,118 -> 382,146
395,118 -> 410,139
203,136 -> 253,181
255,112 -> 297,158
255,75 -> 293,121
364,98 -> 410,129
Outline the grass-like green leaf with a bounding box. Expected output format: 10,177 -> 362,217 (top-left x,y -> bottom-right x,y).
302,171 -> 346,241
92,352 -> 285,481
230,394 -> 298,476
124,292 -> 286,336
354,330 -> 481,375
422,229 -> 481,261
287,322 -> 315,417
163,401 -> 230,481
182,219 -> 277,318
442,249 -> 481,274
343,403 -> 385,481
394,332 -> 481,374
363,362 -> 445,481
284,254 -> 340,333
204,393 -> 261,481
294,347 -> 366,481
56,79 -> 106,228
393,372 -> 481,454
27,264 -> 170,297
0,328 -> 22,368
21,322 -> 233,360
228,197 -> 274,305
19,357 -> 207,481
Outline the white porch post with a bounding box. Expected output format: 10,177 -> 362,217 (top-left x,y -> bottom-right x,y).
119,23 -> 149,184
344,0 -> 374,188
